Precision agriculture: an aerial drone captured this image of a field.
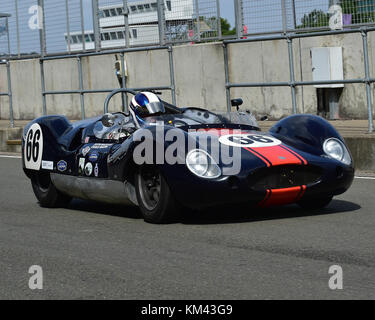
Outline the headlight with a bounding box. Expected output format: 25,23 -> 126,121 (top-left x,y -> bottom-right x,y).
186,149 -> 221,179
323,138 -> 351,165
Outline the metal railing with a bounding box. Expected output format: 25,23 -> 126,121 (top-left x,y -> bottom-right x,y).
223,26 -> 375,133
1,1 -> 375,132
0,13 -> 14,128
39,44 -> 176,119
5,1 -> 375,58
0,60 -> 14,128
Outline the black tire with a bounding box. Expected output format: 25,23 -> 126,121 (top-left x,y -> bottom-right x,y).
298,197 -> 333,210
31,172 -> 71,208
135,166 -> 179,224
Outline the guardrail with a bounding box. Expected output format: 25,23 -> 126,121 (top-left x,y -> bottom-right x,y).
1,27 -> 375,134
0,60 -> 14,128
223,26 -> 375,133
39,45 -> 176,119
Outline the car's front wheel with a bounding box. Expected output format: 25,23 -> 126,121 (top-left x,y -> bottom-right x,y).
135,166 -> 179,224
298,197 -> 333,210
31,172 -> 71,208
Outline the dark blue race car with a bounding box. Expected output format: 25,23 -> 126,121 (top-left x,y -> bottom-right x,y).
22,89 -> 354,223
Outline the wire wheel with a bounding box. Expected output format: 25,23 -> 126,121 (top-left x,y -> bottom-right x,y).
137,166 -> 162,211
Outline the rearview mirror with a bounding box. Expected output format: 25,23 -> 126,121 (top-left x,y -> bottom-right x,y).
231,98 -> 243,111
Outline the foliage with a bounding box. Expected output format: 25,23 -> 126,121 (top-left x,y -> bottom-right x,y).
221,18 -> 236,36
298,0 -> 375,29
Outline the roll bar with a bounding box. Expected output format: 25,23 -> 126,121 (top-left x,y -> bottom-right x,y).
103,89 -> 137,114
104,87 -> 172,114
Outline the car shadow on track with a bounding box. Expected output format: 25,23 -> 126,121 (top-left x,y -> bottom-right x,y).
67,199 -> 141,220
65,198 -> 361,225
179,200 -> 361,225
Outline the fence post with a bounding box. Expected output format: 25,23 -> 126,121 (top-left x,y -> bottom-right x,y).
157,0 -> 166,45
122,0 -> 130,48
281,0 -> 287,33
15,0 -> 20,58
6,61 -> 14,128
37,0 -> 46,57
223,43 -> 231,113
40,60 -> 47,115
120,53 -> 128,113
5,15 -> 10,58
216,0 -> 222,39
287,37 -> 297,114
92,0 -> 101,52
234,0 -> 244,39
80,0 -> 86,52
361,28 -> 374,133
78,57 -> 85,119
168,46 -> 177,106
65,0 -> 71,54
291,0 -> 297,30
194,0 -> 201,42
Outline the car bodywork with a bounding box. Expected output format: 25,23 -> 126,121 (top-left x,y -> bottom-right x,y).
22,90 -> 355,222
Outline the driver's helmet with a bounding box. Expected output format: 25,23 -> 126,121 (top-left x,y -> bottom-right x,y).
129,92 -> 165,121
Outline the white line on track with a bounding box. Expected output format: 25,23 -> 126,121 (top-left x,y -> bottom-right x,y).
0,155 -> 21,159
0,154 -> 375,180
355,176 -> 375,180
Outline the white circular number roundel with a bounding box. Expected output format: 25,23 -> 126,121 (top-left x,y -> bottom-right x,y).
219,134 -> 282,148
24,123 -> 43,170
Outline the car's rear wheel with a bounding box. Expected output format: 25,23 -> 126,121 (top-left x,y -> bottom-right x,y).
135,166 -> 179,224
31,172 -> 71,208
298,197 -> 333,210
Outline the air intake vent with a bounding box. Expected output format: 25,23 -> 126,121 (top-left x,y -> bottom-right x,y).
248,165 -> 322,191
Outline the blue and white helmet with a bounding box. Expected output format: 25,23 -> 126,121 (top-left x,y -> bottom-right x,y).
130,92 -> 165,124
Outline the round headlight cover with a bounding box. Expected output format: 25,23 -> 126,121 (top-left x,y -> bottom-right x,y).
186,149 -> 221,179
323,138 -> 351,165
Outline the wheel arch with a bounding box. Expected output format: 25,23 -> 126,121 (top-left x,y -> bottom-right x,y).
269,114 -> 347,156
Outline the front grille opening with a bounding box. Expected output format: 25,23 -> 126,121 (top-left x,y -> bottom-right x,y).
248,165 -> 322,191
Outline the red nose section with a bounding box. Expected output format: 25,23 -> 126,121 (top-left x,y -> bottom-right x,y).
259,186 -> 307,207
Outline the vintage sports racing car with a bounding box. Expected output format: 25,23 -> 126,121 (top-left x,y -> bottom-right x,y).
22,89 -> 354,223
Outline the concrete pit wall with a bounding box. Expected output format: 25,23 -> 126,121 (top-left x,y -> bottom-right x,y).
1,31 -> 375,120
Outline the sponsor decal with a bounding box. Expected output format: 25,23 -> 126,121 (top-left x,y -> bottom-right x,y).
88,151 -> 99,162
94,163 -> 99,177
92,143 -> 113,149
57,160 -> 67,172
24,123 -> 43,171
84,137 -> 90,143
219,134 -> 282,148
82,146 -> 91,157
85,162 -> 93,176
78,157 -> 85,174
41,160 -> 53,171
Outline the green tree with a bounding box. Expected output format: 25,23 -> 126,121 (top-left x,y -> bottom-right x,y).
298,0 -> 375,29
339,0 -> 375,24
299,9 -> 329,28
221,18 -> 236,36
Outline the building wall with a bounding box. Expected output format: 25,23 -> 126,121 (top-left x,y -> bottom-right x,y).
1,31 -> 374,120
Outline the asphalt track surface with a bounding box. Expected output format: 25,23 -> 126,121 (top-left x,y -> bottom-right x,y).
0,156 -> 374,300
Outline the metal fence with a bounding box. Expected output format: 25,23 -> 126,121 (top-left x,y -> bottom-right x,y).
39,45 -> 177,121
0,0 -> 222,57
224,27 -> 375,133
1,1 -> 375,131
1,1 -> 375,56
